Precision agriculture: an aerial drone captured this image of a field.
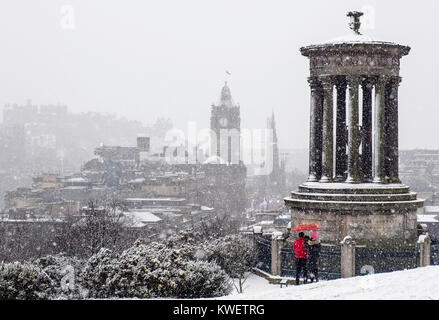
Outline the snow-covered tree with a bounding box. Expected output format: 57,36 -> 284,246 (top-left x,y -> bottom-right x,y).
203,234 -> 257,293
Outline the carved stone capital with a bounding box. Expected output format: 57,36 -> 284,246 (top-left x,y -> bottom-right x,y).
389,76 -> 402,87
376,74 -> 390,88
346,75 -> 362,86
307,77 -> 321,90
361,77 -> 374,90
320,76 -> 335,91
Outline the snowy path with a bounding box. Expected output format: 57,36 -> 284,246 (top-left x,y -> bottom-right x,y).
218,266 -> 439,300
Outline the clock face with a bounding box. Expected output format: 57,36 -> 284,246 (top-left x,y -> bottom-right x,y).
219,117 -> 228,127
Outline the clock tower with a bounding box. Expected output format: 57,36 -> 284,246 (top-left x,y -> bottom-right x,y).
210,82 -> 241,164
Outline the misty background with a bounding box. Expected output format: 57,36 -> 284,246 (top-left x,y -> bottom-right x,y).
0,0 -> 437,151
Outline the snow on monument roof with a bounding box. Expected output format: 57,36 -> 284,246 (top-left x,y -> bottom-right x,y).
322,33 -> 396,45
303,11 -> 406,49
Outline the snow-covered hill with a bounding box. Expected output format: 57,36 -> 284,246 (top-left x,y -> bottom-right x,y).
220,266 -> 439,300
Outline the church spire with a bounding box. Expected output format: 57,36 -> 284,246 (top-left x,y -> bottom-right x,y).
268,110 -> 280,172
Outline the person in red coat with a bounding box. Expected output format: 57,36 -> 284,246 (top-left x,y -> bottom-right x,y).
293,232 -> 308,285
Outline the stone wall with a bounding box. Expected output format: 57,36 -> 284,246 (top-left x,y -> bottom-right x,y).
290,207 -> 420,245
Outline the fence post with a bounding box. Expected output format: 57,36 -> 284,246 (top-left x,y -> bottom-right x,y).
340,235 -> 356,278
253,225 -> 262,249
271,231 -> 283,276
418,234 -> 431,267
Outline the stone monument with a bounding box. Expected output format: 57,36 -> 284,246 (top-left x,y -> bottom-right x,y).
284,12 -> 424,247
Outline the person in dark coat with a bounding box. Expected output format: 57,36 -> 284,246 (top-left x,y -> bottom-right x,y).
293,232 -> 308,285
307,231 -> 321,283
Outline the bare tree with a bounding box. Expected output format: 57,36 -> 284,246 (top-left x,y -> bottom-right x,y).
61,199 -> 131,258
198,213 -> 240,239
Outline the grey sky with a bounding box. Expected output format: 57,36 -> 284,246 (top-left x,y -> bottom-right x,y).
0,0 -> 438,149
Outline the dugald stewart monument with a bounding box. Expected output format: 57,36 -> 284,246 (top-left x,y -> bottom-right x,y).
284,11 -> 424,251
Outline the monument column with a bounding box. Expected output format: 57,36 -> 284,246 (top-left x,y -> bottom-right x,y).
373,75 -> 388,183
335,77 -> 347,181
387,76 -> 401,183
320,77 -> 334,182
307,77 -> 323,182
346,75 -> 361,183
361,78 -> 374,182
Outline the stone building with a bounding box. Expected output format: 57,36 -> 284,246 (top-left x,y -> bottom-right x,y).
205,83 -> 247,216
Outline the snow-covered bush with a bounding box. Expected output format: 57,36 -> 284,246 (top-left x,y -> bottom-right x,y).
33,254 -> 86,299
106,241 -> 179,298
175,260 -> 232,298
0,261 -> 56,300
79,238 -> 232,298
0,231 -> 244,299
164,231 -> 203,249
80,248 -> 119,298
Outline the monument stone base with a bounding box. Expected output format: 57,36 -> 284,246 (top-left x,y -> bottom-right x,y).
285,182 -> 424,246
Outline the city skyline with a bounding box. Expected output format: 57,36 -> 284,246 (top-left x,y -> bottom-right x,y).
0,1 -> 438,151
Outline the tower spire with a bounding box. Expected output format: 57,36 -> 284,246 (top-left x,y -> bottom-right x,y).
217,82 -> 236,108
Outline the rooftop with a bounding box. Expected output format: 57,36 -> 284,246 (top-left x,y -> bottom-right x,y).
123,210 -> 162,228
301,11 -> 410,56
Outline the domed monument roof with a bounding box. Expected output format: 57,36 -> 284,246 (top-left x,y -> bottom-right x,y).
322,33 -> 394,45
299,11 -> 410,78
301,11 -> 410,58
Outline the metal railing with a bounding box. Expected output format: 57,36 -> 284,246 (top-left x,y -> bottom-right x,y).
354,246 -> 418,276
280,243 -> 341,280
255,236 -> 272,274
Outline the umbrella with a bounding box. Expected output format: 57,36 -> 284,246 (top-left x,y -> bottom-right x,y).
292,223 -> 322,231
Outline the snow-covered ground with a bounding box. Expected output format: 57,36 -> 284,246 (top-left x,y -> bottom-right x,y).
220,266 -> 439,300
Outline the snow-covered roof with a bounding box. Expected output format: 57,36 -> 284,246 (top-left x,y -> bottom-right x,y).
128,178 -> 145,184
128,211 -> 161,222
272,231 -> 284,240
322,33 -> 396,45
124,197 -> 186,202
0,216 -> 64,223
417,214 -> 439,223
203,155 -> 227,165
64,177 -> 87,182
160,211 -> 182,218
300,13 -> 410,56
424,206 -> 439,214
62,186 -> 87,190
123,210 -> 162,228
253,226 -> 262,234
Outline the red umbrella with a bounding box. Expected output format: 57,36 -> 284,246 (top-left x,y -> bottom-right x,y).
292,223 -> 322,231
